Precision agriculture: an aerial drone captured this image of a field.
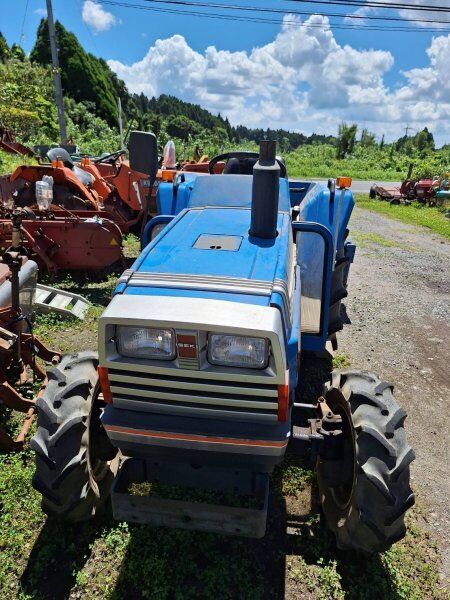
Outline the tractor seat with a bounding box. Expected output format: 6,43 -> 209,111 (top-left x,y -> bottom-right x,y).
46,147 -> 94,187
222,157 -> 258,175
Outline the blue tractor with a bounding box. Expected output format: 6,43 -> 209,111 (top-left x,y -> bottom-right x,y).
31,134 -> 414,554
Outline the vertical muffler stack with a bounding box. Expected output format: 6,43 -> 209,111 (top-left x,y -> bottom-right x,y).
249,140 -> 280,239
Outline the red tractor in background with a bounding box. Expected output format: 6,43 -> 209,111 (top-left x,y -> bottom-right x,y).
0,147 -> 155,273
0,139 -> 226,273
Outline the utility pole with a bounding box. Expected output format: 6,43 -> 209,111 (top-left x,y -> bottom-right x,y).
46,0 -> 67,145
118,97 -> 124,149
404,125 -> 413,137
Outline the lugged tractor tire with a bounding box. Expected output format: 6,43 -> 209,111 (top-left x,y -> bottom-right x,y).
317,369 -> 415,554
31,351 -> 118,522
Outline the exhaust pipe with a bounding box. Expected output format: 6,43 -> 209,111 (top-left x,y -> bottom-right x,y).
249,140 -> 280,240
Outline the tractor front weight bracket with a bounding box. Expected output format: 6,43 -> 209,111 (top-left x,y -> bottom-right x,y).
290,396 -> 344,465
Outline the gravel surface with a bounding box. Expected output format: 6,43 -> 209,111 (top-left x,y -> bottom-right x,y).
340,206 -> 450,579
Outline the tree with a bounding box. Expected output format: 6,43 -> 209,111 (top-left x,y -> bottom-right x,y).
336,123 -> 358,159
166,115 -> 201,142
31,19 -> 135,126
414,127 -> 435,153
360,128 -> 376,147
0,32 -> 9,63
10,43 -> 25,62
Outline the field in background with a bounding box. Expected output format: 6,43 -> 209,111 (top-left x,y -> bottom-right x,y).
285,144 -> 450,181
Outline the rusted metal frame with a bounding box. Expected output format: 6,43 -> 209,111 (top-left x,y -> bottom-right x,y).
0,378 -> 49,452
20,225 -> 59,272
21,333 -> 61,371
0,380 -> 34,412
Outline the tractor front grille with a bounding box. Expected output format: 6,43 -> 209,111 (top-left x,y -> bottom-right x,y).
107,368 -> 279,422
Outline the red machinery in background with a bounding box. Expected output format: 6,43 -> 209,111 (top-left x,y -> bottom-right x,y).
0,146 -> 156,273
0,210 -> 60,451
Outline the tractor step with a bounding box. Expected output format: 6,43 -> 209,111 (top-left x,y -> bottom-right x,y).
34,284 -> 91,320
111,458 -> 269,538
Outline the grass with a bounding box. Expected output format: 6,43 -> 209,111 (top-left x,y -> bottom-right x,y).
285,144 -> 450,181
355,194 -> 450,240
0,150 -> 36,176
0,236 -> 447,599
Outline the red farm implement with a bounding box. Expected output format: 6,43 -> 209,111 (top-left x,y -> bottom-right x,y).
0,127 -> 34,157
0,211 -> 60,451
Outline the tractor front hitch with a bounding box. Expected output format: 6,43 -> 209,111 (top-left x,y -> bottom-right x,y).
290,396 -> 344,466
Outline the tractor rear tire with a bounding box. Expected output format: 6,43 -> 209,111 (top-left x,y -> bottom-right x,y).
317,370 -> 415,554
369,185 -> 377,199
31,352 -> 118,522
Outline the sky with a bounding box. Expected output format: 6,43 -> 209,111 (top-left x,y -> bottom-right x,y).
2,0 -> 450,146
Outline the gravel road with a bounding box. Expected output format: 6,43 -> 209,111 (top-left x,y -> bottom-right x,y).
340,206 -> 449,579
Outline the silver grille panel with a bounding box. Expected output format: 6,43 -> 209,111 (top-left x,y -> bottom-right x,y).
108,368 -> 279,422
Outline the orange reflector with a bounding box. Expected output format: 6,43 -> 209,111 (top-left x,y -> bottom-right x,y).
51,160 -> 64,168
98,366 -> 113,404
81,157 -> 91,167
161,169 -> 175,182
336,176 -> 352,189
277,383 -> 289,422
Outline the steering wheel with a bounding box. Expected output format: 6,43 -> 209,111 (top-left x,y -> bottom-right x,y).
94,150 -> 126,165
208,151 -> 287,178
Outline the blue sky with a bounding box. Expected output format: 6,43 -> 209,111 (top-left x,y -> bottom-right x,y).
2,1 -> 450,145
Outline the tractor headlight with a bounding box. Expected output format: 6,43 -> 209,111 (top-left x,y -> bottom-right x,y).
208,334 -> 269,369
116,326 -> 175,360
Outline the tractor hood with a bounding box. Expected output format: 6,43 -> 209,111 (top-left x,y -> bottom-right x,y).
116,206 -> 294,312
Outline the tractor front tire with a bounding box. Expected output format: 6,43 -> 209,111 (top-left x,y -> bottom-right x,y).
317,370 -> 415,554
31,352 -> 118,522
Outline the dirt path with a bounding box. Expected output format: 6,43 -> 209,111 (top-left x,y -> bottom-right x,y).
340,206 -> 450,579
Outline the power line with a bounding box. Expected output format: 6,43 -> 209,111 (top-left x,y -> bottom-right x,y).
286,0 -> 450,13
135,0 -> 450,24
19,0 -> 30,44
98,0 -> 450,33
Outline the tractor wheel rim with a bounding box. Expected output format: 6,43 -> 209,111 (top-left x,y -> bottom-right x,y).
87,384 -> 110,483
326,389 -> 356,510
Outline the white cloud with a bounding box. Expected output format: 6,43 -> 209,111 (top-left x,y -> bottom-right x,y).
82,0 -> 117,33
34,8 -> 47,17
345,0 -> 449,29
108,15 -> 450,145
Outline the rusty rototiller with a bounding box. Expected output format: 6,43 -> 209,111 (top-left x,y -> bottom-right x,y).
0,209 -> 60,451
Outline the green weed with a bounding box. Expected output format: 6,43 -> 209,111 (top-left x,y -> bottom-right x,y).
356,195 -> 450,239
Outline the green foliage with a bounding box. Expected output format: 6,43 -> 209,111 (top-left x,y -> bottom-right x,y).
336,122 -> 358,158
396,128 -> 435,157
10,43 -> 25,62
0,58 -> 58,141
0,150 -> 35,176
166,114 -> 202,141
360,128 -> 377,148
0,32 -> 9,63
356,194 -> 450,239
64,98 -> 119,155
285,143 -> 450,180
31,19 -> 133,127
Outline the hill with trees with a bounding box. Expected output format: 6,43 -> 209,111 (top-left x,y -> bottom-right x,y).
0,21 -> 448,179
